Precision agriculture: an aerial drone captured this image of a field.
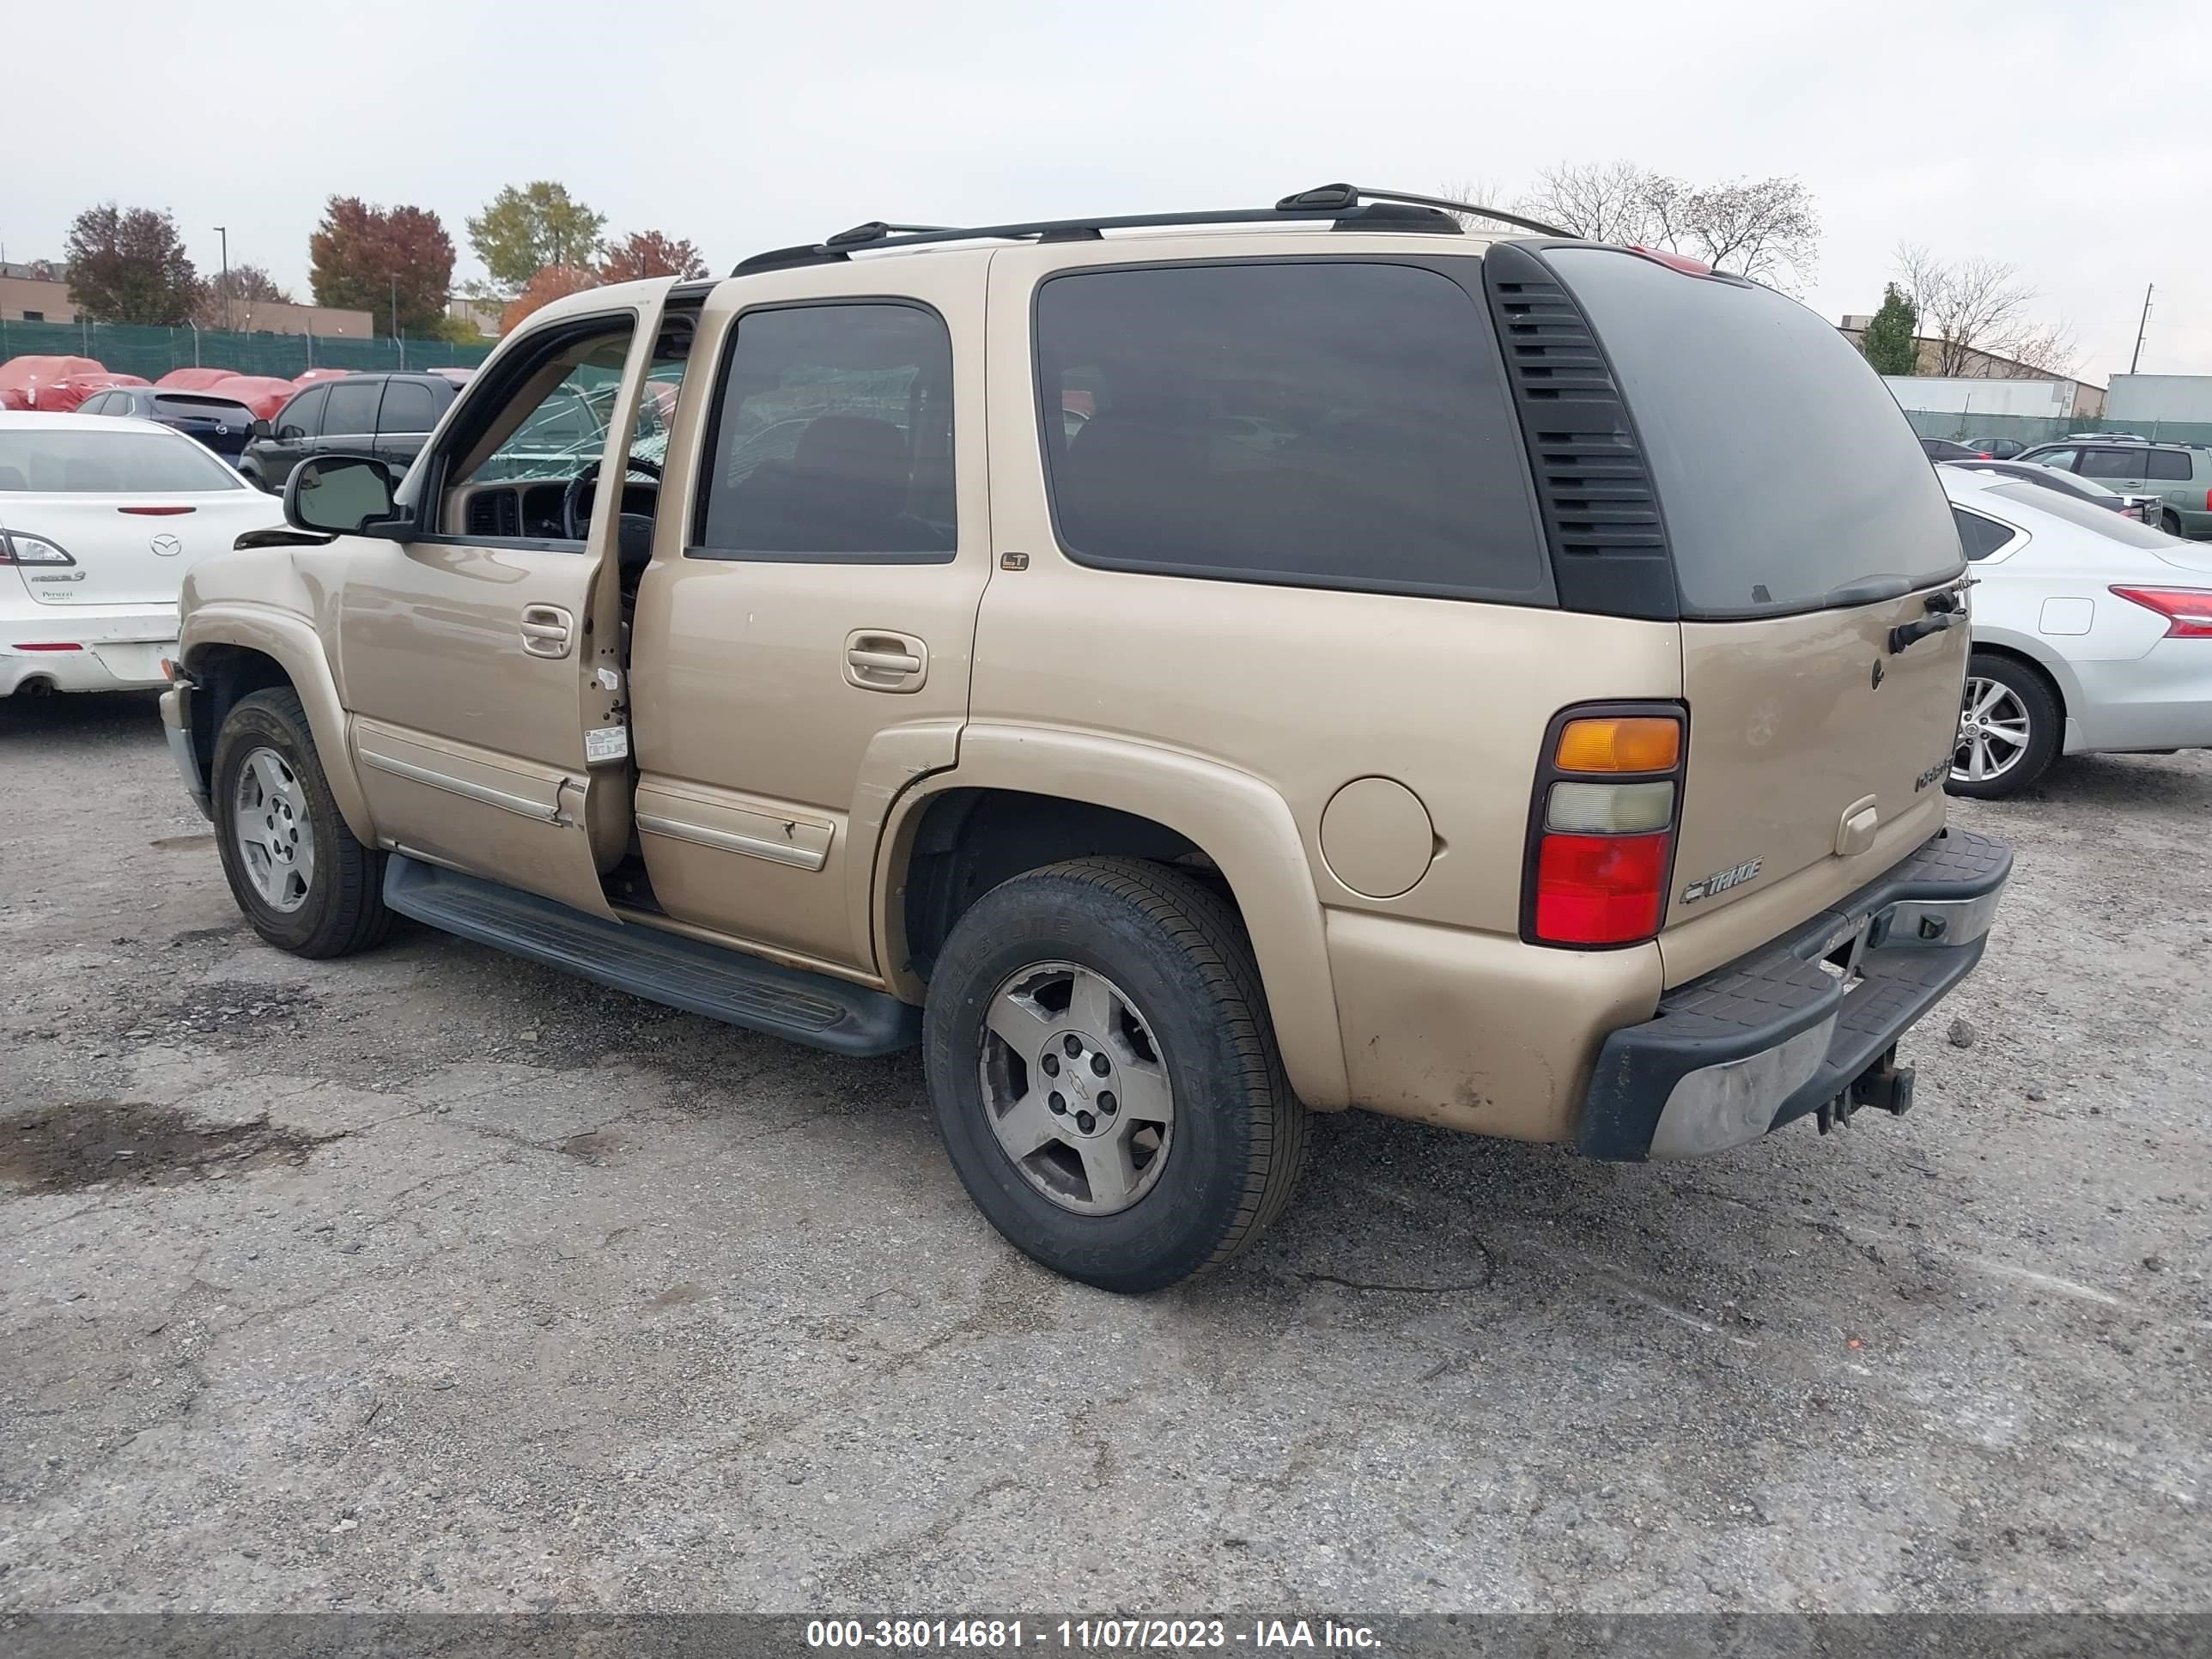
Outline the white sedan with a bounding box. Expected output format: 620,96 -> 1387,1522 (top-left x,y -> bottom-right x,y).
1942,464 -> 2212,797
2,411 -> 283,696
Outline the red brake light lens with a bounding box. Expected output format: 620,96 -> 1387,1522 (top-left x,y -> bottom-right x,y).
1626,246 -> 1713,276
2111,585 -> 2212,639
118,506 -> 196,516
1534,832 -> 1670,945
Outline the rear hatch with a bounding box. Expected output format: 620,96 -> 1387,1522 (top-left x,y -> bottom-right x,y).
1523,245 -> 1970,983
150,393 -> 258,460
2,424 -> 281,611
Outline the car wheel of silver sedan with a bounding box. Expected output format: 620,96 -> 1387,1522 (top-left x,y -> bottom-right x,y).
1948,653 -> 2061,800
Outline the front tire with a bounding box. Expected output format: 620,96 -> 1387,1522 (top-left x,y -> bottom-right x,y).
922,858 -> 1306,1293
211,687 -> 392,957
1948,653 -> 2060,799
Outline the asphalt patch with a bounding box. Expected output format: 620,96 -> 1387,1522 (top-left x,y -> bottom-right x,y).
0,1099 -> 330,1195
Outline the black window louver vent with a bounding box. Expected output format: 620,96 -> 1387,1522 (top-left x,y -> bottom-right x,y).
465,490 -> 520,539
1483,243 -> 1678,620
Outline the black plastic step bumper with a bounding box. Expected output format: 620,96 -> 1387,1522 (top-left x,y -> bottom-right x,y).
1577,828 -> 2012,1160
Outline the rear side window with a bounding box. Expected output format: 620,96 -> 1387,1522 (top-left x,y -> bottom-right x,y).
2026,448 -> 2078,471
1033,261 -> 1549,603
1547,246 -> 1961,617
276,386 -> 328,440
1952,507 -> 2015,561
323,380 -> 380,436
378,380 -> 438,434
2142,449 -> 2194,482
693,302 -> 956,562
2079,449 -> 2143,480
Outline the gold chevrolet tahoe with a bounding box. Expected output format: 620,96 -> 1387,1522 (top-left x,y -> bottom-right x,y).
160,185 -> 2011,1291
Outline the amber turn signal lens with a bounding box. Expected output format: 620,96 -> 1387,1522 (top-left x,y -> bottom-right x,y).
1555,717 -> 1680,775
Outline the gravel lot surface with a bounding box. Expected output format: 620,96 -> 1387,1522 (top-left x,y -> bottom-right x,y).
2,692 -> 2207,1613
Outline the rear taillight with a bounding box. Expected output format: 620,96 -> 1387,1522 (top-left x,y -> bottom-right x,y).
0,533 -> 74,566
2112,585 -> 2212,640
1526,707 -> 1687,947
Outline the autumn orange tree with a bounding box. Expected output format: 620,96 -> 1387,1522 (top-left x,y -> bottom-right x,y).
499,264 -> 602,333
599,230 -> 708,283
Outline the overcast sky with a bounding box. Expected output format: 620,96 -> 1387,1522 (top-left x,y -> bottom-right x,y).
9,0 -> 2207,384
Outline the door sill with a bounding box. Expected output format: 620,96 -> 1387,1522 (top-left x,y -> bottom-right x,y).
383,854 -> 918,1056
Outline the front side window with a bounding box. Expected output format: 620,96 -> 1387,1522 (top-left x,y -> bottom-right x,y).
2142,449 -> 2193,482
451,331 -> 633,489
1033,261 -> 1547,601
692,302 -> 956,561
276,386 -> 328,441
322,380 -> 381,437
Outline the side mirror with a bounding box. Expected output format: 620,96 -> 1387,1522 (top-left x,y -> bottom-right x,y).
247,417 -> 271,441
284,453 -> 399,537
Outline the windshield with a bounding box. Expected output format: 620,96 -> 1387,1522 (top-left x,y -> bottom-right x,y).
0,428 -> 244,492
1547,246 -> 1961,617
1988,483 -> 2176,549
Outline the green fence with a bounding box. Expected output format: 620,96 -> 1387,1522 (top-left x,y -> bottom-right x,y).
1902,408 -> 2212,447
0,316 -> 492,381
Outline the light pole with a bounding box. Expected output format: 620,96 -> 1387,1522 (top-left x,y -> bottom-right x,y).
214,225 -> 230,332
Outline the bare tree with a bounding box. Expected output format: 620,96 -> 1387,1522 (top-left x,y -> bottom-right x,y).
1436,177 -> 1524,235
1510,162 -> 1818,292
1644,174 -> 1819,292
1894,244 -> 2072,378
1521,161 -> 1662,244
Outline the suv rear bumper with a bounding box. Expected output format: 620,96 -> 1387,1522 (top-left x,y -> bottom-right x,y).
1577,828 -> 2012,1160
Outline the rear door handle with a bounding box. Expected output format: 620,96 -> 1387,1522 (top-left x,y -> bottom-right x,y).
844,629 -> 927,692
520,604 -> 574,659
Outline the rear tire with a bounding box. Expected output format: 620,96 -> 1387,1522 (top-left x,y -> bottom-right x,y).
2161,508 -> 2185,537
212,687 -> 392,957
1948,652 -> 2060,800
922,857 -> 1306,1293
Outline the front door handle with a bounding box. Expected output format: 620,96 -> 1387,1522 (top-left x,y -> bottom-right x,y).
844,629 -> 927,692
520,604 -> 574,659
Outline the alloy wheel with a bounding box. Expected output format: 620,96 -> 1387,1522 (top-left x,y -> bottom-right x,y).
977,961 -> 1175,1216
232,745 -> 317,913
1953,677 -> 2033,787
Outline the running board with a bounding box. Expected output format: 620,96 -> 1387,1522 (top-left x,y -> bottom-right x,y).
382,855 -> 919,1057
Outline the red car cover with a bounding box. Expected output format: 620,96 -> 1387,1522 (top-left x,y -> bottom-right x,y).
157,368 -> 244,392
206,375 -> 301,421
0,356 -> 105,410
46,372 -> 153,413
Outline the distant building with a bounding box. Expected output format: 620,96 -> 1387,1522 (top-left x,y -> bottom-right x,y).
0,266 -> 373,339
2104,374 -> 2212,427
1837,314 -> 2106,418
447,297 -> 504,338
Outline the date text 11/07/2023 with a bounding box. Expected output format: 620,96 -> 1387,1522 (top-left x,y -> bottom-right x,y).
805,1620 -> 1384,1650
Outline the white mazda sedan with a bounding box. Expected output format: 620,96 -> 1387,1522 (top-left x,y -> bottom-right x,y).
2,411 -> 283,696
1942,464 -> 2212,797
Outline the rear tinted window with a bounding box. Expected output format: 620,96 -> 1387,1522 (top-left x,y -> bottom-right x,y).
153,394 -> 252,422
694,301 -> 956,561
1034,261 -> 1549,602
378,380 -> 438,434
0,429 -> 242,492
1988,483 -> 2175,548
2142,449 -> 2194,482
1548,246 -> 1961,617
323,380 -> 380,435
